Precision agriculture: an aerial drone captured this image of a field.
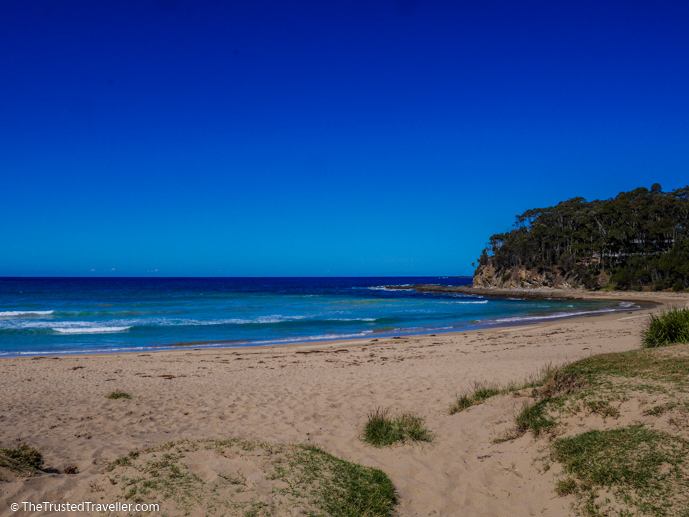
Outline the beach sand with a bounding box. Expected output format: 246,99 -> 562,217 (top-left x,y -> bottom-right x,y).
1,290 -> 688,516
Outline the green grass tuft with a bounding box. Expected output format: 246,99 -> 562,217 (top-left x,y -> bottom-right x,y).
514,400 -> 558,436
450,382 -> 502,414
555,477 -> 577,496
362,408 -> 433,447
106,390 -> 132,400
642,306 -> 689,348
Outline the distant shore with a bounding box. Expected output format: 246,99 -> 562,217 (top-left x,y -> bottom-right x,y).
385,283 -> 670,305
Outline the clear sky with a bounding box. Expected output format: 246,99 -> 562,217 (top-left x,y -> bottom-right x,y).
1,1 -> 688,277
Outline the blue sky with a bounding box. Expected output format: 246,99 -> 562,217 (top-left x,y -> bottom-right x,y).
1,1 -> 688,276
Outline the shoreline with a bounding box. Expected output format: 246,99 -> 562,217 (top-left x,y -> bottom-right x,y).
386,282 -> 676,303
0,287 -> 664,359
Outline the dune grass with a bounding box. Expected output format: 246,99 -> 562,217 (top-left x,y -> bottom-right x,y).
362,408 -> 433,447
292,445 -> 396,516
642,306 -> 689,348
106,438 -> 396,517
514,399 -> 558,436
551,426 -> 689,516
449,364 -> 559,415
0,444 -> 43,475
451,343 -> 689,515
450,382 -> 504,414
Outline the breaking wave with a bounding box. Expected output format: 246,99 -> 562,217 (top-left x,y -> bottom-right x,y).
53,327 -> 131,334
0,310 -> 54,317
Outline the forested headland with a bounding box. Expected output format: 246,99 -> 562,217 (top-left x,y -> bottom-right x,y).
474,185 -> 689,291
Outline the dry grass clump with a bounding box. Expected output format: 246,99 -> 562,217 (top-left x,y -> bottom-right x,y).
533,369 -> 587,400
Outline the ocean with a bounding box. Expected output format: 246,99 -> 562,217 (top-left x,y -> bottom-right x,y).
0,277 -> 637,357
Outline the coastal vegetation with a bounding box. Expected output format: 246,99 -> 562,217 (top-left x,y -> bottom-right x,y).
551,427 -> 689,517
475,184 -> 689,290
450,328 -> 689,515
0,444 -> 43,476
105,439 -> 396,516
362,408 -> 433,447
642,306 -> 689,347
449,364 -> 562,415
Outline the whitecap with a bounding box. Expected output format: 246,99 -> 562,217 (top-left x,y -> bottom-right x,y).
53,327 -> 131,334
493,308 -> 617,323
0,310 -> 54,317
367,286 -> 414,292
329,317 -> 377,322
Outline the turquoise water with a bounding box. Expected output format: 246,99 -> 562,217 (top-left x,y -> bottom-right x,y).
0,277 -> 637,356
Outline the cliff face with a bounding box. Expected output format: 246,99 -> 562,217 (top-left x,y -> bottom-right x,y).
472,264 -> 610,289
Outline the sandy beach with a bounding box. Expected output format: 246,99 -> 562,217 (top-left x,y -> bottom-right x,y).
2,289 -> 688,516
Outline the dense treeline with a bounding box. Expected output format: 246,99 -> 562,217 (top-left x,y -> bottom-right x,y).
478,185 -> 689,290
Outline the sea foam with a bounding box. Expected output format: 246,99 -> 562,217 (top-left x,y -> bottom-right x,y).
53,326 -> 131,334
0,310 -> 54,317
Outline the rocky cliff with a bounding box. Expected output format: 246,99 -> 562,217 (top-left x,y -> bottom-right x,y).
473,264 -> 610,289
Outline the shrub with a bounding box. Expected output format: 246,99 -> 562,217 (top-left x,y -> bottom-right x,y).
642,306 -> 689,348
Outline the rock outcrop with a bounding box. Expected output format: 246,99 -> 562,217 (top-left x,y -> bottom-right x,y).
473,264 -> 610,289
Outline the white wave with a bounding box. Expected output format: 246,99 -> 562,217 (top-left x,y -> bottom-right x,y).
0,331 -> 376,356
329,317 -> 377,322
248,331 -> 374,345
454,300 -> 488,304
51,315 -> 309,329
53,326 -> 131,334
133,315 -> 311,326
0,314 -> 347,331
0,344 -> 157,356
0,310 -> 54,317
619,302 -> 638,308
367,286 -> 414,292
493,308 -> 617,323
